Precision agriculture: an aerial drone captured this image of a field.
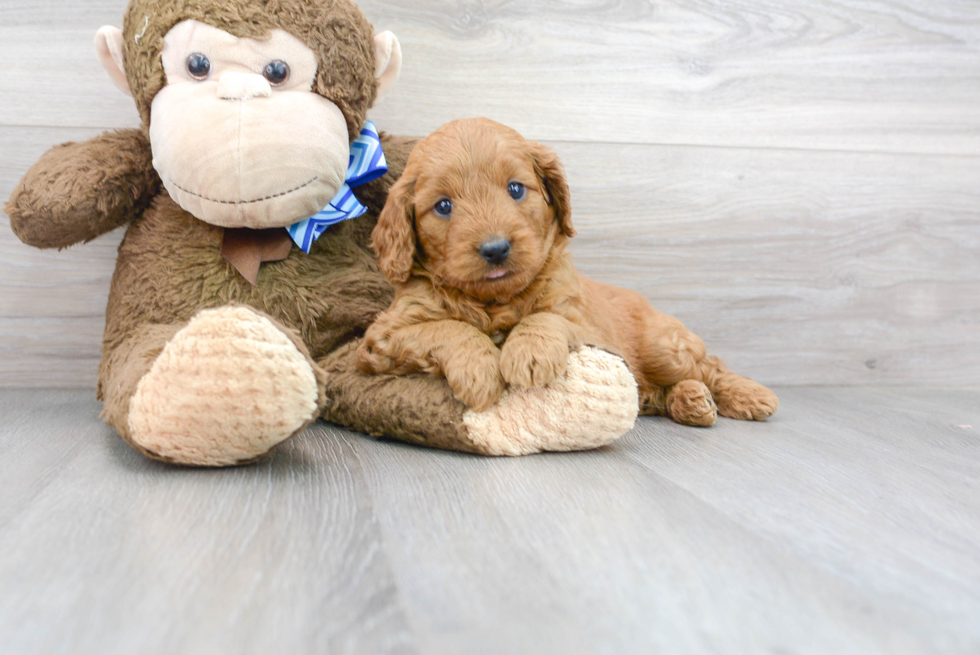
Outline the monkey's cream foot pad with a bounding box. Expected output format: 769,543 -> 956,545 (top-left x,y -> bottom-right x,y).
128,306 -> 320,466
463,347 -> 639,456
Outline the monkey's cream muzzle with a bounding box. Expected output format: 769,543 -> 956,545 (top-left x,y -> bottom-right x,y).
151,78 -> 350,229
148,20 -> 351,229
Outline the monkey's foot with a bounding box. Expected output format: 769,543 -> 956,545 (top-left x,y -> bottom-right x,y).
128,306 -> 320,466
462,347 -> 638,456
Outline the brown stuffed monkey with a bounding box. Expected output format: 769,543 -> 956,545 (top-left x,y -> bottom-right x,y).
5,0 -> 639,466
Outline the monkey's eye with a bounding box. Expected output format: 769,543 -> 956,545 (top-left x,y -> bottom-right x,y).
186,53 -> 211,80
263,60 -> 290,86
507,181 -> 527,202
433,198 -> 453,218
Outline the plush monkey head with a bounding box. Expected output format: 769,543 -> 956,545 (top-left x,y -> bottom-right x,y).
95,0 -> 401,229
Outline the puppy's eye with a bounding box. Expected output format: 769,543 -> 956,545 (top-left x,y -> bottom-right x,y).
263,60 -> 290,86
508,181 -> 527,202
186,53 -> 211,80
433,198 -> 453,218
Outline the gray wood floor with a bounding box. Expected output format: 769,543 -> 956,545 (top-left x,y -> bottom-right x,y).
1,387 -> 978,655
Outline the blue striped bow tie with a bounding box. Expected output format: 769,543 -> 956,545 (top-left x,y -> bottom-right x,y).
287,121 -> 388,253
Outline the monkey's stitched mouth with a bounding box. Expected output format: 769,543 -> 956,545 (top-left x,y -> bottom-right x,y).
168,176 -> 320,205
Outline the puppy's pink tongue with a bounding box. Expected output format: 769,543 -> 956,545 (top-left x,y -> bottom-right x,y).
487,269 -> 509,280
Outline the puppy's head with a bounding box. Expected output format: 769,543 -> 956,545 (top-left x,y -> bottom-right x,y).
373,118 -> 574,302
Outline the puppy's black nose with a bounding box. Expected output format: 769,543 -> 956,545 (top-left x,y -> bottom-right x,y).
479,239 -> 511,265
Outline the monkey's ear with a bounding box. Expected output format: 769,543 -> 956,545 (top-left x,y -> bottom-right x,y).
95,26 -> 133,97
373,31 -> 402,101
529,141 -> 575,238
373,170 -> 417,284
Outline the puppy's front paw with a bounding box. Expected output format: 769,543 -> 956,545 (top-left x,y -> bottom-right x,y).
445,351 -> 505,412
356,334 -> 395,374
500,333 -> 570,388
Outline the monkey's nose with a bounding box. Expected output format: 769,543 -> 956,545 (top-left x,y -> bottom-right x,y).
217,72 -> 272,101
479,238 -> 512,265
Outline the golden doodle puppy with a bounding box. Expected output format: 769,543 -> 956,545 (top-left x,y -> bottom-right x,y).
358,118 -> 778,426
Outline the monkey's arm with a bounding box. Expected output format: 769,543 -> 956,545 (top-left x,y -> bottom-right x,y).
5,129 -> 159,249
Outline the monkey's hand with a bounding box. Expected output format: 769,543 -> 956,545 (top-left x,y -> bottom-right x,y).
5,129 -> 159,249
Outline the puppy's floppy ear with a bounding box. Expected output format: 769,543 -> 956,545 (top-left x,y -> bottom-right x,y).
373,168 -> 417,284
529,141 -> 575,238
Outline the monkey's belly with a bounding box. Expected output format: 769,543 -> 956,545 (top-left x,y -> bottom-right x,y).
102,197 -> 392,360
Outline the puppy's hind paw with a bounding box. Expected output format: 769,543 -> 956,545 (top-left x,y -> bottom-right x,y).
716,379 -> 779,421
666,380 -> 717,427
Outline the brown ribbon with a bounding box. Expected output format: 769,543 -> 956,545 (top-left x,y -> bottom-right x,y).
221,228 -> 294,286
